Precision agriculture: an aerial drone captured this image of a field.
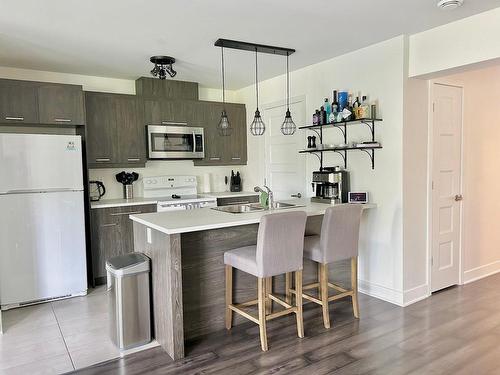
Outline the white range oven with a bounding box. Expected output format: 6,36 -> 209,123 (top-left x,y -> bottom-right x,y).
143,175 -> 216,212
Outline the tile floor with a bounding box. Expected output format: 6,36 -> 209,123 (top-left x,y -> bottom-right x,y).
0,286 -> 121,374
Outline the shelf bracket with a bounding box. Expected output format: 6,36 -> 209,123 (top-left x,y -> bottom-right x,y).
310,128 -> 322,141
333,150 -> 347,169
311,152 -> 322,168
360,120 -> 375,142
359,148 -> 375,169
334,123 -> 347,144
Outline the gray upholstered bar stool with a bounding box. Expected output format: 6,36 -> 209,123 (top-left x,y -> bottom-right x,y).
293,204 -> 363,329
224,211 -> 307,351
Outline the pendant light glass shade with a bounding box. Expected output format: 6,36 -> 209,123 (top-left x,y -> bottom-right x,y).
217,46 -> 232,136
281,53 -> 296,135
250,49 -> 265,136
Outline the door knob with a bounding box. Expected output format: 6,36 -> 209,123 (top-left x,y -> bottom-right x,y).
454,194 -> 463,201
291,193 -> 302,198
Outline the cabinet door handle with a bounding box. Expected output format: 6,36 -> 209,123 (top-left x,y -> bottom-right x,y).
54,118 -> 72,123
100,223 -> 118,228
110,211 -> 142,216
231,157 -> 241,160
5,116 -> 24,121
291,193 -> 302,198
127,158 -> 141,162
210,157 -> 221,161
95,158 -> 111,162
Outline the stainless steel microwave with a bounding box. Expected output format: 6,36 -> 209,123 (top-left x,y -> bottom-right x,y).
147,124 -> 205,159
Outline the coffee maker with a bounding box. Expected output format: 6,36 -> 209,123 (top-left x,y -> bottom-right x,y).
311,167 -> 349,204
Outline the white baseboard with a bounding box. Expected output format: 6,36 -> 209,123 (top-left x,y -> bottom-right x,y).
358,279 -> 404,306
402,283 -> 430,306
463,260 -> 500,284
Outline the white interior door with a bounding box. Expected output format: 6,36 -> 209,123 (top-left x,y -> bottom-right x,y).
431,83 -> 463,292
263,100 -> 306,200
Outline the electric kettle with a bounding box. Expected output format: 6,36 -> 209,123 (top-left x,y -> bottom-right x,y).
89,180 -> 106,201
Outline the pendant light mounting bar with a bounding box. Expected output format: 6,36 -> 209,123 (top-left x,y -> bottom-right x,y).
215,39 -> 295,56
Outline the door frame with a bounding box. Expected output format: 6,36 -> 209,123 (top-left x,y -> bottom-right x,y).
427,80 -> 465,292
261,96 -> 307,194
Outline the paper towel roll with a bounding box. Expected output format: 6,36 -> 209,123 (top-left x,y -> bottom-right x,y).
202,173 -> 211,193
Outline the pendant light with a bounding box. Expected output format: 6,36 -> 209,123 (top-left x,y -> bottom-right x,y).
281,52 -> 296,135
250,49 -> 265,136
217,46 -> 232,136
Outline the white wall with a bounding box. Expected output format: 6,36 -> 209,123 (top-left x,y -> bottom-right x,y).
409,7 -> 500,78
437,64 -> 500,284
235,36 -> 407,305
0,66 -> 247,198
402,73 -> 430,304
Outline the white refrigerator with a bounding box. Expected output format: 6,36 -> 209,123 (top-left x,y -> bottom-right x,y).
0,133 -> 87,309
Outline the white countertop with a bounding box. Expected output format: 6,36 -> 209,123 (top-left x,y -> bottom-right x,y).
130,200 -> 376,235
91,191 -> 259,209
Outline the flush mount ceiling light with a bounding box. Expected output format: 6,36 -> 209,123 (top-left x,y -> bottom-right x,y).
214,39 -> 295,137
150,56 -> 177,79
281,52 -> 296,136
217,46 -> 232,136
437,0 -> 464,10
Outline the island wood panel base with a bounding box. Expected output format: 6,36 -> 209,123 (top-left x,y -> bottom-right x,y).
133,215 -> 351,360
133,223 -> 184,360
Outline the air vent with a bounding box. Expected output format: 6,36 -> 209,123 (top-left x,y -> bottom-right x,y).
437,0 -> 464,10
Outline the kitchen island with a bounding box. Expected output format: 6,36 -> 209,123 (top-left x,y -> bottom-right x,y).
130,200 -> 375,359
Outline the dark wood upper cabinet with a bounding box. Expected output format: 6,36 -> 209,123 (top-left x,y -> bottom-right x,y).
143,99 -> 193,125
37,84 -> 85,125
85,92 -> 118,166
115,96 -> 146,164
224,103 -> 247,165
85,92 -> 146,168
135,77 -> 198,100
0,80 -> 39,124
194,101 -> 247,166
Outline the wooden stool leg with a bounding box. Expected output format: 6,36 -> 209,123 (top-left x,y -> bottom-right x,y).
320,263 -> 330,329
285,272 -> 292,304
265,277 -> 272,314
295,270 -> 304,338
225,265 -> 233,329
258,277 -> 268,351
351,257 -> 359,318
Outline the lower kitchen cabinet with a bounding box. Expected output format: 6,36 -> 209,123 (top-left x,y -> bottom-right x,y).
90,204 -> 156,285
216,195 -> 259,206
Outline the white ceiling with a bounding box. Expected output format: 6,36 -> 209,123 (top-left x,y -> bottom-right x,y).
0,0 -> 499,89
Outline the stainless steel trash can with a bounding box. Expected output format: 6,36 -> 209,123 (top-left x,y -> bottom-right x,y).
106,253 -> 151,350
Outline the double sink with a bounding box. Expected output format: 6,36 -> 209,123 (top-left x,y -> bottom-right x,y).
212,202 -> 303,214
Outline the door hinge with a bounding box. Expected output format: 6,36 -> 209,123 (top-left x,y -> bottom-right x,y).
432,102 -> 435,112
431,256 -> 434,266
432,181 -> 434,190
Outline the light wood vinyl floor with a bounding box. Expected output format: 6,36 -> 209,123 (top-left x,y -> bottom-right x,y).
70,273 -> 500,375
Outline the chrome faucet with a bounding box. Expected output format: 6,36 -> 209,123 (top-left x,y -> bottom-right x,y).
254,185 -> 274,209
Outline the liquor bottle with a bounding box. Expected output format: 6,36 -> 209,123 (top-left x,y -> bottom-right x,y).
347,94 -> 354,121
332,90 -> 339,108
319,106 -> 327,125
313,110 -> 319,125
324,98 -> 332,122
353,96 -> 360,119
360,96 -> 370,118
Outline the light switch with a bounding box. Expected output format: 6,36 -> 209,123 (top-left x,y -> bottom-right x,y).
146,228 -> 152,244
